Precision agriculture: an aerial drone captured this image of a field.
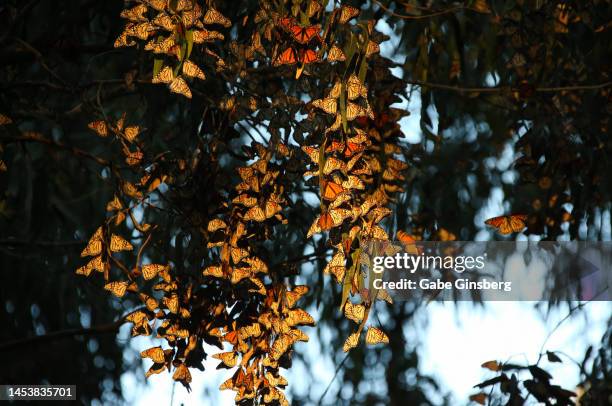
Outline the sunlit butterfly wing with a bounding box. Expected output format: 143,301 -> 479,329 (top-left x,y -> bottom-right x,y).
203,8 -> 231,27
192,29 -> 224,43
110,234 -> 133,252
290,24 -> 320,44
88,120 -> 108,137
322,180 -> 344,201
365,40 -> 380,57
104,281 -> 130,298
152,66 -> 174,84
274,47 -> 298,66
299,48 -> 318,64
311,98 -> 337,115
182,60 -> 206,80
327,44 -> 346,62
343,332 -> 359,352
339,5 -> 360,24
169,76 -> 192,98
365,327 -> 389,345
344,302 -> 365,324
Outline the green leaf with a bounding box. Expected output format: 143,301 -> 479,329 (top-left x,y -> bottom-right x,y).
185,30 -> 194,59
153,58 -> 164,78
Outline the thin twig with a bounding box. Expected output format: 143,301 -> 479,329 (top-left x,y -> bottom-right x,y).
317,352 -> 350,405
373,0 -> 485,20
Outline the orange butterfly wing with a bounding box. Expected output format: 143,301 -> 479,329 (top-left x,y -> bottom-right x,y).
318,212 -> 334,230
485,214 -> 527,234
299,48 -> 318,64
279,17 -> 296,31
275,47 -> 298,65
290,25 -> 320,44
322,181 -> 344,201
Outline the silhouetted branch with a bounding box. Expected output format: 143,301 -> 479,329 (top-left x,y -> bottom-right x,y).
0,308 -> 143,352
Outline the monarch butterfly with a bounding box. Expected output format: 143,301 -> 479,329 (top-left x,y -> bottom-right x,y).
289,24 -> 320,44
120,4 -> 148,22
106,195 -> 122,212
182,60 -> 206,80
163,293 -> 179,313
286,308 -> 315,327
485,214 -> 528,234
343,141 -> 365,157
328,80 -> 342,98
312,97 -> 337,115
322,180 -> 345,201
123,125 -> 140,142
299,48 -> 319,64
176,0 -> 193,11
172,364 -> 192,385
343,332 -> 359,352
327,44 -> 346,62
203,265 -> 223,278
213,351 -> 238,368
338,5 -> 360,24
207,218 -> 227,232
365,40 -> 380,57
243,206 -> 266,222
152,13 -> 174,31
244,257 -> 268,273
365,327 -> 389,345
141,263 -> 167,280
88,120 -> 108,137
322,157 -> 346,174
145,0 -> 167,11
181,8 -> 202,28
325,140 -> 344,153
124,150 -> 144,166
81,227 -> 104,257
274,47 -> 298,65
169,76 -> 192,98
265,371 -> 288,387
285,285 -> 309,308
344,302 -> 365,323
152,66 -> 174,84
110,234 -> 133,252
192,29 -> 224,43
141,346 -> 166,364
129,22 -> 155,40
104,281 -> 130,298
203,8 -> 231,27
347,74 -> 367,100
264,199 -> 282,218
279,16 -> 296,31
346,102 -> 367,121
267,335 -> 286,360
114,31 -> 136,48
0,114 -> 12,125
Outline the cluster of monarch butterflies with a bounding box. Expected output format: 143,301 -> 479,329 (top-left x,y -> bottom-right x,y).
202,142 -> 315,404
73,0 -> 448,402
285,3 -> 409,353
115,0 -> 231,98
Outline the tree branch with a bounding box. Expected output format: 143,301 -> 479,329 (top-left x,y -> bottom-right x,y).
3,132 -> 110,167
373,0 -> 486,20
407,80 -> 612,93
0,308 -> 142,352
